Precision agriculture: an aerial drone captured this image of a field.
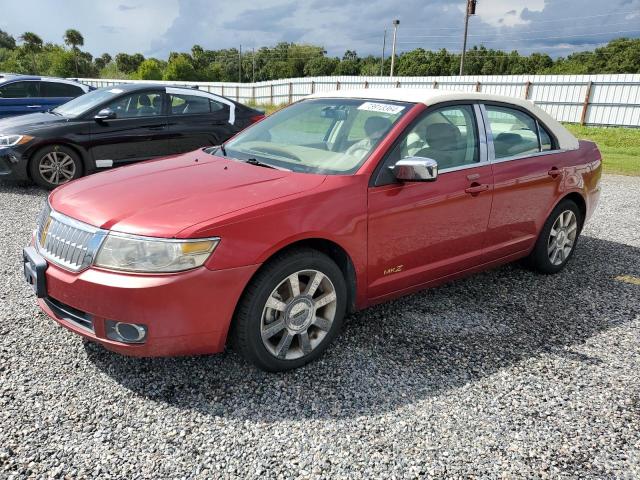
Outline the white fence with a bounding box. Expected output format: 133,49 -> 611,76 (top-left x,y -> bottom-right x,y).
78,74 -> 640,127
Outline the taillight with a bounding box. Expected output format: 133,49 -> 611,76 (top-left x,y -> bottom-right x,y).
250,114 -> 265,123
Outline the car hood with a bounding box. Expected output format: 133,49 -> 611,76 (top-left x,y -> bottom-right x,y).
0,112 -> 68,133
49,150 -> 327,238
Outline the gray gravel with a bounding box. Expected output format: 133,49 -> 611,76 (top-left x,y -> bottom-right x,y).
1,175 -> 639,479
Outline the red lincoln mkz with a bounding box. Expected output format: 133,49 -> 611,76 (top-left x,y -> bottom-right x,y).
23,89 -> 602,371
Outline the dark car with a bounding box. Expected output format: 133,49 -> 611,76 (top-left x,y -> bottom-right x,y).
0,74 -> 92,118
0,83 -> 265,188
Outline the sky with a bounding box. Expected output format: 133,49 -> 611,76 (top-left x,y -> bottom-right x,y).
0,0 -> 639,59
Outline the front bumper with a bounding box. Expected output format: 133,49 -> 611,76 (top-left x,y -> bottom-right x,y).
36,261 -> 259,357
0,146 -> 29,181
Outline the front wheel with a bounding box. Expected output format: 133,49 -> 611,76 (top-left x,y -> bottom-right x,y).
528,199 -> 583,274
29,145 -> 83,189
232,248 -> 347,371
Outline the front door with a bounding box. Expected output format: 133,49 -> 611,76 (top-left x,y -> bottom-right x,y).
0,80 -> 41,118
89,90 -> 169,165
367,104 -> 493,300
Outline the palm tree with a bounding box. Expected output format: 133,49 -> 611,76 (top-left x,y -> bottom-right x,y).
19,32 -> 43,73
63,29 -> 84,76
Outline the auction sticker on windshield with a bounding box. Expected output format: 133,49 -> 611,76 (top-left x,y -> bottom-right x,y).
357,102 -> 405,115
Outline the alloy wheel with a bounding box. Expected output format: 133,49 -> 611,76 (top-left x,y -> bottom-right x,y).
547,210 -> 578,266
261,269 -> 337,360
38,151 -> 76,185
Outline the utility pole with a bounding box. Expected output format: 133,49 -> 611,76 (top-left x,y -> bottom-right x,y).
239,44 -> 242,83
459,0 -> 477,76
390,19 -> 400,77
380,28 -> 387,76
252,47 -> 256,83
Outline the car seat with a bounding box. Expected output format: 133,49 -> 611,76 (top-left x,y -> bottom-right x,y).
415,123 -> 464,169
137,95 -> 155,116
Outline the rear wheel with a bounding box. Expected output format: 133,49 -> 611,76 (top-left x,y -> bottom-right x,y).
29,145 -> 83,189
232,248 -> 347,371
528,199 -> 583,274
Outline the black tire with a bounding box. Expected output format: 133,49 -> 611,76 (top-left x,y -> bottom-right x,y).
29,145 -> 83,190
528,198 -> 583,274
232,248 -> 347,372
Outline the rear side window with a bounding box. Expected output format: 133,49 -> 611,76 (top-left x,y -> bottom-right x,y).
485,106 -> 542,159
170,94 -> 214,115
0,81 -> 40,98
41,82 -> 84,98
539,125 -> 553,151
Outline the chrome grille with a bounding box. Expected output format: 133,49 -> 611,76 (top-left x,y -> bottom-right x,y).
35,204 -> 104,272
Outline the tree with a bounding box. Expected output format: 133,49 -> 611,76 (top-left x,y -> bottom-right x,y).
0,29 -> 16,50
115,53 -> 145,74
163,55 -> 197,81
18,32 -> 43,73
135,59 -> 164,80
63,29 -> 84,76
304,56 -> 338,76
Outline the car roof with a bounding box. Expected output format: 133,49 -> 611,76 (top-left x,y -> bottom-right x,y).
307,88 -> 579,151
0,73 -> 88,86
99,83 -> 201,93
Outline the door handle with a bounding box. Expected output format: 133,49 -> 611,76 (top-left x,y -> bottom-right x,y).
548,167 -> 561,178
465,183 -> 490,195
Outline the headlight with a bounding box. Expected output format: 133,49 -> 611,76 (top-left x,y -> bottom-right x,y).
0,134 -> 34,147
94,234 -> 219,273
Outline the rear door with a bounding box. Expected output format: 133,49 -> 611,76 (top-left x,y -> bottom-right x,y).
481,103 -> 564,261
166,89 -> 238,154
89,89 -> 170,165
40,81 -> 86,112
367,104 -> 494,300
0,80 -> 41,117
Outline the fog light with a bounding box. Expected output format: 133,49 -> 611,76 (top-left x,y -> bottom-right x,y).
105,320 -> 147,344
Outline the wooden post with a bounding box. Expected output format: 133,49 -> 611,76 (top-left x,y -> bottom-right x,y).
580,81 -> 593,125
252,86 -> 256,103
336,80 -> 340,90
221,85 -> 225,97
288,82 -> 293,104
236,85 -> 239,101
270,84 -> 274,104
364,81 -> 369,89
433,81 -> 438,89
311,81 -> 315,94
524,81 -> 532,100
396,80 -> 400,88
475,81 -> 481,92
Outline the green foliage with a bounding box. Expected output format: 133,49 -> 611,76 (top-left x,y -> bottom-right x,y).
0,31 -> 637,82
163,54 -> 198,81
134,59 -> 164,80
0,29 -> 16,50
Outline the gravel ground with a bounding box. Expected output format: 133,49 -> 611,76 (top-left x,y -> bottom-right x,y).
1,175 -> 639,479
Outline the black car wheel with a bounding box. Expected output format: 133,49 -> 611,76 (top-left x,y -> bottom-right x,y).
29,145 -> 83,189
231,248 -> 347,372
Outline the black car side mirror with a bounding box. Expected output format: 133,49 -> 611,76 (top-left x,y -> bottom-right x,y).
94,108 -> 116,121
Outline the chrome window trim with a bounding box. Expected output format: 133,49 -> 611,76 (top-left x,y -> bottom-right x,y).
479,103 -> 566,165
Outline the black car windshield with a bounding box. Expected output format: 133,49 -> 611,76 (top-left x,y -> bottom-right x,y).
52,87 -> 127,117
220,98 -> 412,174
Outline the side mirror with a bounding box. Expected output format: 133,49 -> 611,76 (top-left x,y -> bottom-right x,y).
390,157 -> 438,182
94,108 -> 116,121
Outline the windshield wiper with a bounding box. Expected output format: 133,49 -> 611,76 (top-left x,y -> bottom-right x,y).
245,158 -> 291,171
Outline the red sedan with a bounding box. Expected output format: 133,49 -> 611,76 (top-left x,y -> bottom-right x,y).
23,89 -> 602,371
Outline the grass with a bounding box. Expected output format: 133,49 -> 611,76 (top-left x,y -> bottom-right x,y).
250,103 -> 640,176
564,124 -> 640,176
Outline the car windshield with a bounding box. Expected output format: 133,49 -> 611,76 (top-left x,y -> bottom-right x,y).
219,98 -> 412,174
52,87 -> 126,117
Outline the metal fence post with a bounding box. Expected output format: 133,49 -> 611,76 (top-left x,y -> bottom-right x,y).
288,82 -> 293,104
475,81 -> 481,92
524,81 -> 532,100
270,84 -> 274,104
236,85 -> 239,101
396,80 -> 400,88
433,81 -> 438,89
580,81 -> 593,125
311,81 -> 315,94
364,81 -> 369,89
252,86 -> 256,104
336,80 -> 340,90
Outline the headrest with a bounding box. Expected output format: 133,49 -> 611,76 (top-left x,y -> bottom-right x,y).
425,123 -> 461,150
138,95 -> 151,106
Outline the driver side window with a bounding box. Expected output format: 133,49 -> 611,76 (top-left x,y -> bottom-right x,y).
376,104 -> 479,185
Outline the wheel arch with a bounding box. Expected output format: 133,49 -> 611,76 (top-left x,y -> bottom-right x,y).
558,191 -> 587,229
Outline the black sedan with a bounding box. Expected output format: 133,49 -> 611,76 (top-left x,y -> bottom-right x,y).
0,83 -> 264,188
